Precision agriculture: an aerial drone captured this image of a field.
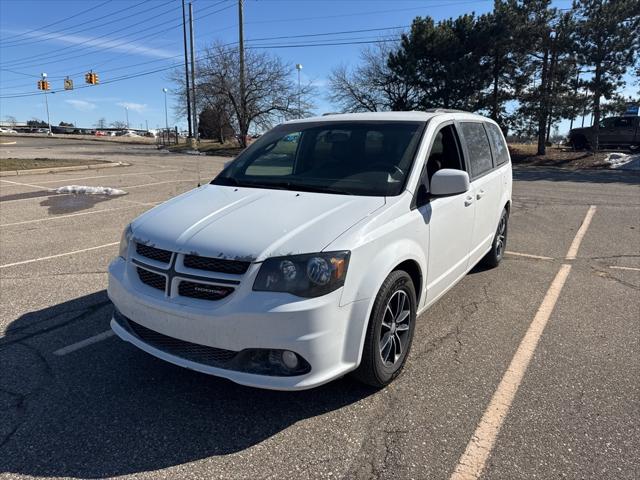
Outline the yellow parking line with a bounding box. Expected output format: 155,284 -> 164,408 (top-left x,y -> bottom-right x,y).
450,205 -> 596,480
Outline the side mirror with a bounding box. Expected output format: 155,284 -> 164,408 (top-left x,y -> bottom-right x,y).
430,169 -> 470,196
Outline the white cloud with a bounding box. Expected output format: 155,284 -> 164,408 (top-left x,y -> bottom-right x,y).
117,102 -> 147,113
6,29 -> 177,59
66,99 -> 96,111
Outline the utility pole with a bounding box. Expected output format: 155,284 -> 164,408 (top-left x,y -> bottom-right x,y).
238,0 -> 246,145
296,63 -> 303,118
181,0 -> 193,139
41,73 -> 52,136
189,2 -> 198,141
125,106 -> 129,128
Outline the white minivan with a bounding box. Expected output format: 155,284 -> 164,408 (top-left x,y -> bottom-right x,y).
108,110 -> 512,390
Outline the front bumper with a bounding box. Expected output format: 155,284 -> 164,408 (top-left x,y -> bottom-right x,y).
108,257 -> 370,390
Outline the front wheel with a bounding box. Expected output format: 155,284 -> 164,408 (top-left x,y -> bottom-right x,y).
352,270 -> 417,388
481,208 -> 509,268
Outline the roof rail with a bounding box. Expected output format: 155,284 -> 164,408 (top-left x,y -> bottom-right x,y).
423,108 -> 468,113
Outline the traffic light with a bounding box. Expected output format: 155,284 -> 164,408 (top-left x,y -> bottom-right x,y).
85,72 -> 99,85
37,80 -> 50,90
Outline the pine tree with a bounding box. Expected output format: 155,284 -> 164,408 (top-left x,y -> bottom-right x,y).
573,0 -> 639,150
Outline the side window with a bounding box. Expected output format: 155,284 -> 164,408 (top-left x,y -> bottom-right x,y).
599,118 -> 615,129
425,125 -> 464,181
244,132 -> 299,176
613,117 -> 633,128
485,123 -> 509,166
460,122 -> 493,178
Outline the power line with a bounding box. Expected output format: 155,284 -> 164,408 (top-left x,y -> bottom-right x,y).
0,1 -> 182,68
0,0 -> 113,45
1,0 -> 158,49
0,1 -> 234,70
0,21 -> 409,92
0,35 -> 403,99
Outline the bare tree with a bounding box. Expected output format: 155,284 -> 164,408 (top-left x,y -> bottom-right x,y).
111,120 -> 127,129
4,116 -> 17,127
328,43 -> 418,112
173,42 -> 315,147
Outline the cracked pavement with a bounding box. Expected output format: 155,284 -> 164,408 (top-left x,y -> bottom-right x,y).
1,137 -> 639,479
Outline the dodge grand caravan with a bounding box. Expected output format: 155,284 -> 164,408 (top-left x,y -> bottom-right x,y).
108,110 -> 512,390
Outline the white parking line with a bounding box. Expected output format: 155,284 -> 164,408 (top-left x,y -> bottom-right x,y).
450,205 -> 596,480
53,330 -> 115,356
125,178 -> 197,189
0,242 -> 118,269
0,205 -> 141,227
609,265 -> 640,272
15,168 -> 180,185
0,178 -> 51,190
505,251 -> 553,261
0,178 -> 195,203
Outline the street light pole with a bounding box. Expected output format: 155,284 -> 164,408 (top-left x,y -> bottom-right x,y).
125,107 -> 129,129
295,63 -> 303,118
41,72 -> 52,135
163,88 -> 169,131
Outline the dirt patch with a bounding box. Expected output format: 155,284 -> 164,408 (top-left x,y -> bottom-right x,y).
0,157 -> 109,171
508,144 -> 609,169
167,140 -> 245,157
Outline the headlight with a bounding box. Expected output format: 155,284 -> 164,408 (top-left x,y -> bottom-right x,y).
118,224 -> 133,259
253,251 -> 350,298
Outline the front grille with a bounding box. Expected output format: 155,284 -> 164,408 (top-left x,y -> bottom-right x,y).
116,313 -> 237,366
137,267 -> 166,291
136,243 -> 172,263
178,281 -> 233,301
184,254 -> 250,275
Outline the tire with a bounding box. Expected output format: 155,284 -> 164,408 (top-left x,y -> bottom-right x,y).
570,135 -> 588,150
352,270 -> 417,388
481,208 -> 509,268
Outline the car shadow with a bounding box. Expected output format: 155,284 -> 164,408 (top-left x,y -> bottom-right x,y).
39,193 -> 118,214
1,291 -> 376,478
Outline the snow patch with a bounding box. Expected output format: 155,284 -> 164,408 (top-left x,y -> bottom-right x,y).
605,152 -> 640,171
56,185 -> 127,196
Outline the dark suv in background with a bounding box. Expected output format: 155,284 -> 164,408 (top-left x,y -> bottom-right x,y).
568,115 -> 639,151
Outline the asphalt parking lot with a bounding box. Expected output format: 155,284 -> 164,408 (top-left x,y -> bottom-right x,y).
1,137 -> 639,479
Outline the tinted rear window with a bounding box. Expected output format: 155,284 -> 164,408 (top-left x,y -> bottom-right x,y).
485,123 -> 509,166
460,122 -> 493,177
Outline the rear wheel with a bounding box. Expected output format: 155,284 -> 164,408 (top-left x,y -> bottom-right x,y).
481,208 -> 508,268
352,270 -> 417,388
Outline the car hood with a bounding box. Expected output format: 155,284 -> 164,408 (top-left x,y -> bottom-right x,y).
569,126 -> 592,134
131,184 -> 385,262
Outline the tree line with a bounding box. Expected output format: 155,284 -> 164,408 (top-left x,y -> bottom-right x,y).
178,0 -> 638,154
330,0 -> 639,154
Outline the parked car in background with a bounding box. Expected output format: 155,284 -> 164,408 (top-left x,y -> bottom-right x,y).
0,127 -> 18,134
108,110 -> 512,390
568,115 -> 639,151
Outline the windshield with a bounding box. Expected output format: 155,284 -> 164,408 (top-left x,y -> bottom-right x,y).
213,121 -> 425,196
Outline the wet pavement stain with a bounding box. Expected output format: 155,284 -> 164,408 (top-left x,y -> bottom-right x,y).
0,190 -> 52,202
40,194 -> 117,214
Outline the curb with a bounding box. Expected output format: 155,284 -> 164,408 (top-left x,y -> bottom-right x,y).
0,161 -> 129,177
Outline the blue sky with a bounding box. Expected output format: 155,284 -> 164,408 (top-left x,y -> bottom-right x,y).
0,0 -> 620,134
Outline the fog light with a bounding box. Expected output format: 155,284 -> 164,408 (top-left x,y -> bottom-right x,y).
281,350 -> 299,369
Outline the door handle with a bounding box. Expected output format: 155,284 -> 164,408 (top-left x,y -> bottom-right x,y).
476,189 -> 485,200
464,196 -> 474,207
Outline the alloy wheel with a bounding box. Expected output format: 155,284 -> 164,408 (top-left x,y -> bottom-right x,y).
379,289 -> 411,366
